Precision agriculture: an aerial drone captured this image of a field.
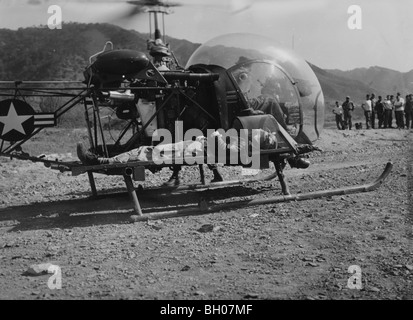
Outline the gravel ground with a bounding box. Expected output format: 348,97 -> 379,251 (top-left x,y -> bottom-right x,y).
0,128 -> 412,300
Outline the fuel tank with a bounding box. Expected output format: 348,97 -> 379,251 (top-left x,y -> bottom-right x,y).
93,50 -> 149,75
84,49 -> 150,87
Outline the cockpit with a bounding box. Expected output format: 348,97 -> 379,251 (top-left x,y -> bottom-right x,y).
186,33 -> 325,143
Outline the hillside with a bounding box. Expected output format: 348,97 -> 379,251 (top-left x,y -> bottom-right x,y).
0,23 -> 200,81
326,66 -> 413,98
309,63 -> 376,105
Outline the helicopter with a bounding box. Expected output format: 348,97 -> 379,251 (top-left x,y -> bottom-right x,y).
0,0 -> 392,220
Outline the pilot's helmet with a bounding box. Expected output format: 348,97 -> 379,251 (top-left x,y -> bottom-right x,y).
232,56 -> 253,92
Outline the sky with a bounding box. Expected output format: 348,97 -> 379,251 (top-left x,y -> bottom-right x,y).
1,0 -> 413,72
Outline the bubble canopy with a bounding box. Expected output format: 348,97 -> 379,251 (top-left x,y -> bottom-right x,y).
186,33 -> 324,142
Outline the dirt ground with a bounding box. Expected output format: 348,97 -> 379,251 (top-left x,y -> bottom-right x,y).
0,127 -> 412,301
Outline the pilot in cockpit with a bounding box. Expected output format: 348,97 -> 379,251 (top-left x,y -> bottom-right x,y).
231,57 -> 310,169
231,57 -> 288,131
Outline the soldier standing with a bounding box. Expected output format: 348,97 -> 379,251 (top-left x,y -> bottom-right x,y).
383,95 -> 393,128
361,94 -> 372,129
394,92 -> 405,129
332,101 -> 344,130
375,96 -> 385,129
342,96 -> 355,130
405,94 -> 413,129
370,93 -> 376,128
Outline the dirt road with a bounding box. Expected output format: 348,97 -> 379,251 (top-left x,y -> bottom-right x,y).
0,128 -> 412,300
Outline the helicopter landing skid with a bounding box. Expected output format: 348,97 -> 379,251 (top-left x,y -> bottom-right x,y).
85,170 -> 280,216
129,162 -> 393,222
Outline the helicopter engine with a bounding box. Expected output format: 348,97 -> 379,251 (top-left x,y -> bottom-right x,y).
83,49 -> 151,88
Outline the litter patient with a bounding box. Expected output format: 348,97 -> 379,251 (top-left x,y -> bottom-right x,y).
76,129 -> 278,166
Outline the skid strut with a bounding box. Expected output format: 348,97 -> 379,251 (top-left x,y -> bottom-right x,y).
124,174 -> 143,216
130,162 -> 393,222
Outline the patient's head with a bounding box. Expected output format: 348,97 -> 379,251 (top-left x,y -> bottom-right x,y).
252,129 -> 277,149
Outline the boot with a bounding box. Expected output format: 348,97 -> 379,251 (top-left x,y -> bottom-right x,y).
77,142 -> 110,165
288,157 -> 310,169
77,142 -> 99,165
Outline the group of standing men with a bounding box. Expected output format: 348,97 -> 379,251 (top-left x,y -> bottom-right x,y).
332,93 -> 413,130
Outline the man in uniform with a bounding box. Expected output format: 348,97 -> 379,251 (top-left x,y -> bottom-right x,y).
342,96 -> 355,130
361,94 -> 372,129
375,96 -> 385,129
332,101 -> 344,130
405,94 -> 413,129
370,93 -> 376,128
394,92 -> 405,129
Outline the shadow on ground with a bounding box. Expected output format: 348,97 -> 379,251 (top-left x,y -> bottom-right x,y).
0,184 -> 262,232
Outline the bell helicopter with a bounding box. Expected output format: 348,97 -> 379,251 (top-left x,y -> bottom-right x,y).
0,0 -> 392,220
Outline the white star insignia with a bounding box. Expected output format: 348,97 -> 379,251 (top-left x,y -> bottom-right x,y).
0,101 -> 33,137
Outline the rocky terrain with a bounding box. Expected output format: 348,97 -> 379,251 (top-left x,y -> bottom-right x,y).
0,128 -> 412,301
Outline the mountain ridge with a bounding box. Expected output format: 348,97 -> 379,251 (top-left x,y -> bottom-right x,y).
325,66 -> 413,99
1,22 -> 410,106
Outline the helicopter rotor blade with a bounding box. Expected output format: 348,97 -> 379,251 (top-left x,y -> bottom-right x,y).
1,0 -> 254,28
126,0 -> 183,8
